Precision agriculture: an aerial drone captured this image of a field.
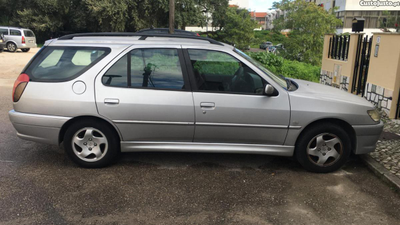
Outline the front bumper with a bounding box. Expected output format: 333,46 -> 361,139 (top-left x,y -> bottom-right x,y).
9,110 -> 70,145
0,42 -> 5,50
352,121 -> 384,154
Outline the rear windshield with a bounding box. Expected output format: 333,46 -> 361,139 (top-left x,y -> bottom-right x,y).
25,46 -> 110,81
24,30 -> 35,37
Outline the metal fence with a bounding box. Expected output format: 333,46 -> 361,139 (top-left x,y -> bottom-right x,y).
328,35 -> 350,61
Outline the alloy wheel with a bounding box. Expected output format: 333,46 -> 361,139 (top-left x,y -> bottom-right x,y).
71,127 -> 108,162
306,133 -> 343,167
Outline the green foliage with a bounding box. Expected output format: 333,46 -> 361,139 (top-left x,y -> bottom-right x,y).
379,11 -> 400,32
251,30 -> 287,47
0,0 -> 228,43
273,0 -> 342,66
212,6 -> 258,50
248,51 -> 320,82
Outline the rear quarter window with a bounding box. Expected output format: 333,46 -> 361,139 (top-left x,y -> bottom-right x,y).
23,30 -> 35,37
24,47 -> 110,82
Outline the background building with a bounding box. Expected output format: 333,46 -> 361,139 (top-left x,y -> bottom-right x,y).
229,0 -> 250,9
306,0 -> 400,36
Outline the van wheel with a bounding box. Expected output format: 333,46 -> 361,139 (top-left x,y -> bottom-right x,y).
21,48 -> 30,52
7,42 -> 17,52
295,123 -> 351,173
64,120 -> 120,168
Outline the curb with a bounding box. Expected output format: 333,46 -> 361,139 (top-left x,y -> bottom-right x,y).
360,154 -> 400,192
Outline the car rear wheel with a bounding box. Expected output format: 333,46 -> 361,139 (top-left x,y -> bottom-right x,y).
7,42 -> 17,52
295,123 -> 351,173
64,120 -> 120,168
21,48 -> 30,52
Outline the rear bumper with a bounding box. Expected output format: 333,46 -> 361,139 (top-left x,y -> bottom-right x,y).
17,43 -> 37,49
9,110 -> 70,145
352,121 -> 384,154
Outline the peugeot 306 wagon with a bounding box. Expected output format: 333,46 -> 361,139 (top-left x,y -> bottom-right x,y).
9,33 -> 383,172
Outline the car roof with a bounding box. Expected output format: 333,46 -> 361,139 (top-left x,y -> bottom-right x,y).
136,28 -> 198,36
0,26 -> 31,30
47,32 -> 232,49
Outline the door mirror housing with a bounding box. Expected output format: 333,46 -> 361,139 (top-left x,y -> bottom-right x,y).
264,84 -> 276,96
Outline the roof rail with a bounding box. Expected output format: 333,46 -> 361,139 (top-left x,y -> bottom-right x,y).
58,32 -> 224,46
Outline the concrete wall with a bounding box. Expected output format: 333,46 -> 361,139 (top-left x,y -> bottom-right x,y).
365,33 -> 400,118
320,33 -> 400,119
320,34 -> 361,92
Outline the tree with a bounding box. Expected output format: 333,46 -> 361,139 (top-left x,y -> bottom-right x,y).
273,0 -> 342,66
380,11 -> 400,32
217,6 -> 258,49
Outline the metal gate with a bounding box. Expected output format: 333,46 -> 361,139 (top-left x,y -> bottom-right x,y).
351,35 -> 373,96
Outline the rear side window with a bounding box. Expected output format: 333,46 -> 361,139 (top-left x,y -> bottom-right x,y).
0,28 -> 8,35
23,30 -> 35,37
25,47 -> 110,81
103,48 -> 185,90
10,29 -> 21,36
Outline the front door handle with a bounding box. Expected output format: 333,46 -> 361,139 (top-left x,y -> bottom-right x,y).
200,102 -> 215,109
104,98 -> 119,105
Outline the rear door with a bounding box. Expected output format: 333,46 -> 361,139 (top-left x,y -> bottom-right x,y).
95,45 -> 195,142
23,29 -> 36,45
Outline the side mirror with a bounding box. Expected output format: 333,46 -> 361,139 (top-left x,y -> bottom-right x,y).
264,84 -> 276,96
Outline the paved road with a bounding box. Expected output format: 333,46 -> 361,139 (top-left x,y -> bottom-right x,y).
1,51 -> 400,225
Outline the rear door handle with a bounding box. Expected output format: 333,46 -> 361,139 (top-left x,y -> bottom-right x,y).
200,102 -> 215,109
104,98 -> 119,105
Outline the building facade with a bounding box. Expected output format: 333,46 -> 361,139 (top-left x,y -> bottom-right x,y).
307,0 -> 400,36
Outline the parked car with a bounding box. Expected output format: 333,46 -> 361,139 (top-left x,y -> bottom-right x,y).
136,28 -> 200,36
267,46 -> 276,54
0,26 -> 37,52
9,33 -> 383,172
0,33 -> 5,53
260,41 -> 272,50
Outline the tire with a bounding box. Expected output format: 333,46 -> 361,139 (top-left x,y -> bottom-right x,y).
7,42 -> 17,52
21,48 -> 30,52
63,119 -> 120,168
0,49 -> 3,53
295,122 -> 351,173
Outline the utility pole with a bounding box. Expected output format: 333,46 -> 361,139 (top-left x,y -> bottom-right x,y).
169,0 -> 175,34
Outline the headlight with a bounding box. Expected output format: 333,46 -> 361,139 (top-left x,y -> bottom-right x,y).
367,109 -> 380,122
0,39 -> 3,43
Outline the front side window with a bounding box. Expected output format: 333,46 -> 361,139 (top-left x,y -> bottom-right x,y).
188,49 -> 265,94
10,29 -> 21,36
103,48 -> 185,90
25,47 -> 110,81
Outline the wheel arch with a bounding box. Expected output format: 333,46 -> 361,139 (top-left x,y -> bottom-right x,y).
6,40 -> 18,48
58,115 -> 122,145
295,118 -> 357,154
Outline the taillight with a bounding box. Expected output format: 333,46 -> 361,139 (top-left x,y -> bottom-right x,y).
12,73 -> 29,102
22,36 -> 25,44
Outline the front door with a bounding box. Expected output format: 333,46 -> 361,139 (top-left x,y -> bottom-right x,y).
184,49 -> 290,145
96,47 -> 195,142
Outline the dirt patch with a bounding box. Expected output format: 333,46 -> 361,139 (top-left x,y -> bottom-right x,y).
0,48 -> 39,81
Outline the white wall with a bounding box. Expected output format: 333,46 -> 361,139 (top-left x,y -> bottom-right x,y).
336,28 -> 397,36
229,0 -> 250,9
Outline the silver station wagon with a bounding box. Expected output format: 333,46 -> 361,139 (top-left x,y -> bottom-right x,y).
9,33 -> 383,172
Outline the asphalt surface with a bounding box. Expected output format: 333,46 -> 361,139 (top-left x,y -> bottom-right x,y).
1,55 -> 400,225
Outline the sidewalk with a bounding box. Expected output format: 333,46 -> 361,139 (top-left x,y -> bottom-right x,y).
369,113 -> 400,179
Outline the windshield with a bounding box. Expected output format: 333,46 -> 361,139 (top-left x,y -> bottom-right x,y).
234,48 -> 287,89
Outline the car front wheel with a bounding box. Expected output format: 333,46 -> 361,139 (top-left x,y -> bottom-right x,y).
64,120 -> 120,168
295,123 -> 351,173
